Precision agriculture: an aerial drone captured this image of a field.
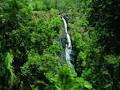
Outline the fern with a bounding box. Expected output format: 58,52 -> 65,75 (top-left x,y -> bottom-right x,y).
4,52 -> 16,89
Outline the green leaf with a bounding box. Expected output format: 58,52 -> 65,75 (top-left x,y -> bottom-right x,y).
84,81 -> 92,89
4,52 -> 13,69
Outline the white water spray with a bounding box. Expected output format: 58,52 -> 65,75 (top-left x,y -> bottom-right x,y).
62,17 -> 73,67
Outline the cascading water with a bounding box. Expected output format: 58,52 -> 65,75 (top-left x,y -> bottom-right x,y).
61,16 -> 74,67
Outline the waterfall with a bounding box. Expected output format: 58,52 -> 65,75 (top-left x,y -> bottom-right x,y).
62,16 -> 74,67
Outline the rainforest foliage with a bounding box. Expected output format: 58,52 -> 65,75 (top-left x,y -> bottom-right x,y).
0,0 -> 120,90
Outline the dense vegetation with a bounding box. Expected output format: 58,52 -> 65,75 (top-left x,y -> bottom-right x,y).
0,0 -> 120,90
